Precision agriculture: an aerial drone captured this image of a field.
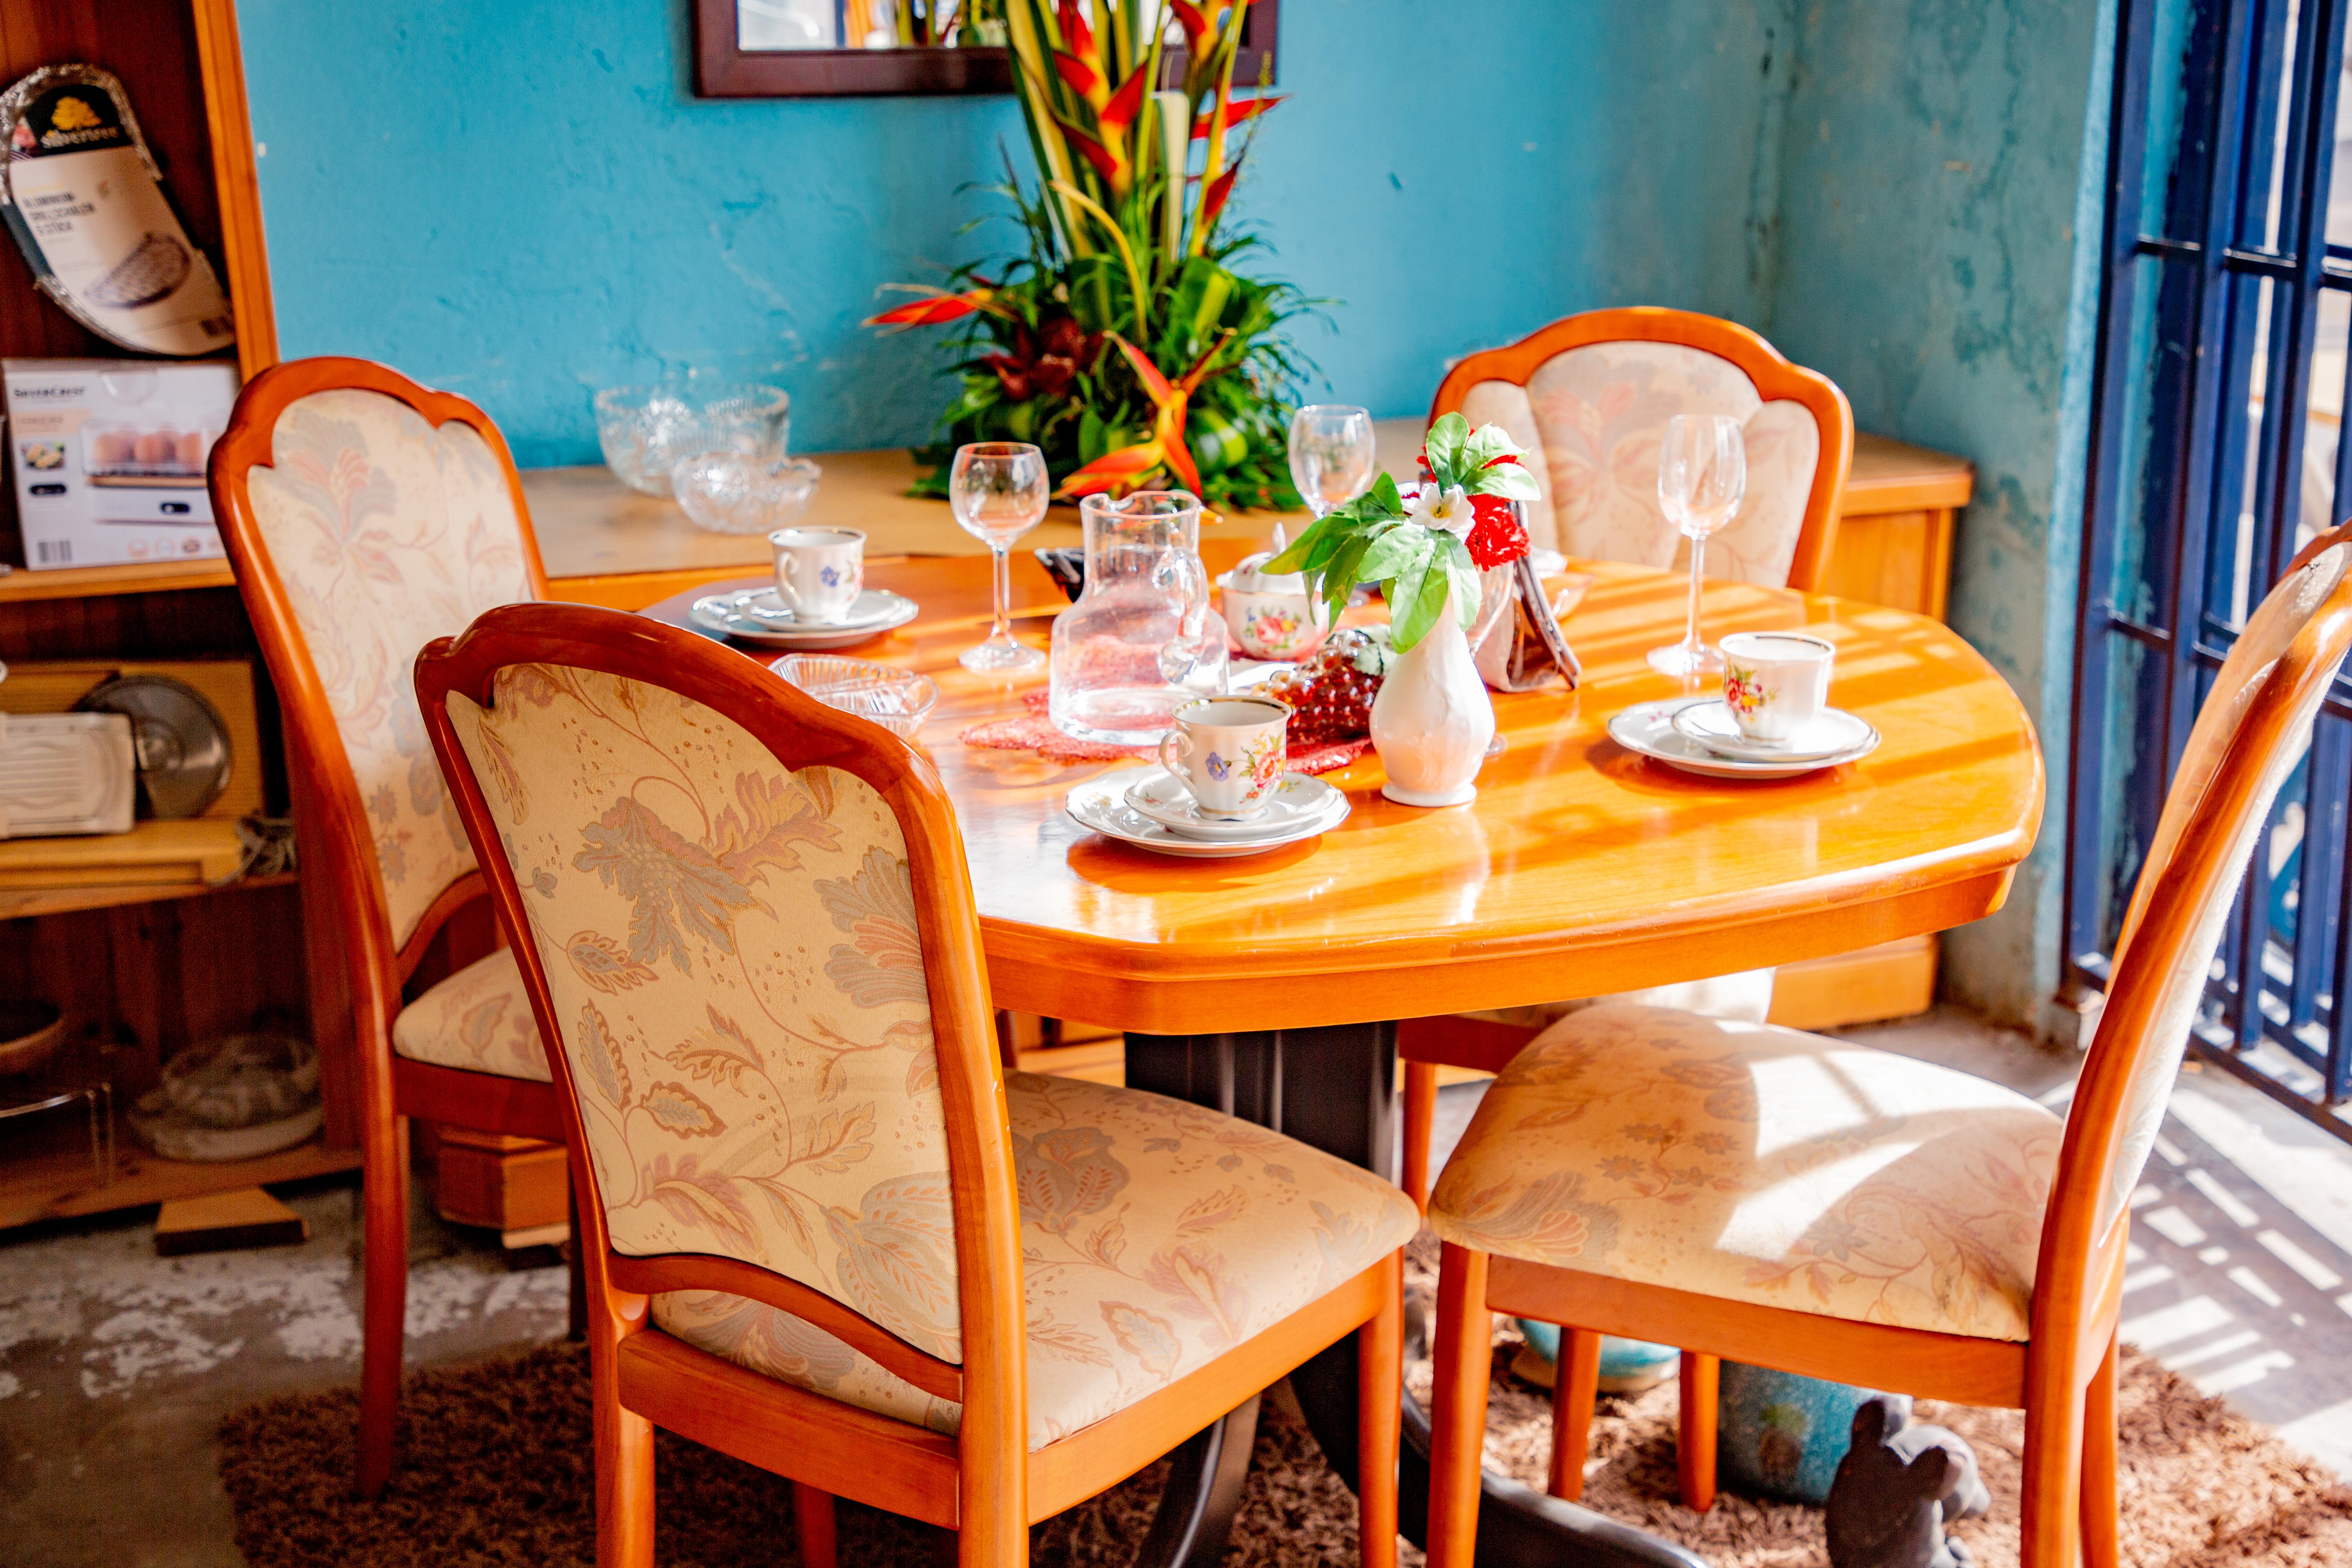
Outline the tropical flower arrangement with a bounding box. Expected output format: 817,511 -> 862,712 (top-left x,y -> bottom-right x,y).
1263,414 -> 1541,650
863,0 -> 1311,510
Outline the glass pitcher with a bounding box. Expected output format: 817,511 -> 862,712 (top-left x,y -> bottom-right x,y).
1049,490 -> 1227,745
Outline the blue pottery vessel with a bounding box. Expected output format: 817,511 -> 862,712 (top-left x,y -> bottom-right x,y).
1510,1321 -> 1679,1393
1715,1361 -> 1882,1505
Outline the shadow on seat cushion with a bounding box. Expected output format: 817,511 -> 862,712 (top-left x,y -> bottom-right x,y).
1426,1004 -> 2060,1342
653,1070 -> 1420,1449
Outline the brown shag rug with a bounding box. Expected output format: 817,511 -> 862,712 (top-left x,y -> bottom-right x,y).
220,1242 -> 2352,1568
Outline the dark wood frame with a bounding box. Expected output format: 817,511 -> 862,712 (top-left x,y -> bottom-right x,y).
207,356 -> 568,1499
1425,525 -> 2352,1568
416,601 -> 1401,1568
692,0 -> 1278,98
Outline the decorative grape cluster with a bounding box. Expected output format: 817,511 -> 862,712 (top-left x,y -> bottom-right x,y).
1264,628 -> 1391,744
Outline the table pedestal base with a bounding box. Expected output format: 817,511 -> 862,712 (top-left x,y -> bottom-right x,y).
1123,1027 -> 1709,1568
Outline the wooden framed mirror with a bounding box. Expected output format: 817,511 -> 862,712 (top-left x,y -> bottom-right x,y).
692,0 -> 1278,98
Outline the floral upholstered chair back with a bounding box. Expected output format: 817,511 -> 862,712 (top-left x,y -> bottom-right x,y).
443,663 -> 966,1362
1439,311 -> 1851,590
2080,534 -> 2352,1238
235,381 -> 539,950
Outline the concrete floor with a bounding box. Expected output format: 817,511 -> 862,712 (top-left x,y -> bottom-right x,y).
6,1005 -> 2352,1565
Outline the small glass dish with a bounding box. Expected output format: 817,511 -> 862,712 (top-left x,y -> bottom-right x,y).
671,452 -> 821,535
592,381 -> 788,497
771,655 -> 938,739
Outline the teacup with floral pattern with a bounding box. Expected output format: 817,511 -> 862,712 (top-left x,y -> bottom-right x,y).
1156,695 -> 1289,819
1719,630 -> 1835,742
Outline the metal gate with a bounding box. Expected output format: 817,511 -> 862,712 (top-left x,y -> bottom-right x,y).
2068,0 -> 2352,1136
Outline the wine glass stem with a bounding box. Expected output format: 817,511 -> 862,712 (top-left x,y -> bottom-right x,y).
990,543 -> 1012,643
1682,534 -> 1706,658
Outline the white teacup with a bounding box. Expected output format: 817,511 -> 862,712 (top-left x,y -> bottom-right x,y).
1156,696 -> 1290,819
1719,630 -> 1835,742
769,526 -> 864,623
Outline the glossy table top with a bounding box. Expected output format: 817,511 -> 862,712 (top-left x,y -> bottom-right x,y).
643,545 -> 2044,1034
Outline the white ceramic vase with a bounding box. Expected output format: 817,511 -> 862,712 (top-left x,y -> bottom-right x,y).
1370,585 -> 1496,807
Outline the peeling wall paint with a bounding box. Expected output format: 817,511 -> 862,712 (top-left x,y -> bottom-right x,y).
1762,0 -> 2113,1033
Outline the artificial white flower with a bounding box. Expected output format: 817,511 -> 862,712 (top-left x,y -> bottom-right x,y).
1408,483 -> 1477,537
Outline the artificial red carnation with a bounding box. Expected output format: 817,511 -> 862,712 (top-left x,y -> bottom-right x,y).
1464,492 -> 1530,569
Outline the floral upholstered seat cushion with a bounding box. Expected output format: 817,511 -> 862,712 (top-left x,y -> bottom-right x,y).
391,948 -> 550,1082
1427,1004 -> 2062,1342
653,1069 -> 1419,1449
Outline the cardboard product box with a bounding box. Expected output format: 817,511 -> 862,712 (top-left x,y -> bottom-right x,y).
4,356 -> 239,570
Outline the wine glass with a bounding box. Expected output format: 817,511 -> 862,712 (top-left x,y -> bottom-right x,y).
1287,404 -> 1378,540
949,441 -> 1050,672
1646,414 -> 1747,679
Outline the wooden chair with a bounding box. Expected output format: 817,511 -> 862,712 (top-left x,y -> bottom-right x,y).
1400,307 -> 1858,1211
209,356 -> 566,1498
1422,525 -> 2352,1568
413,601 -> 1417,1568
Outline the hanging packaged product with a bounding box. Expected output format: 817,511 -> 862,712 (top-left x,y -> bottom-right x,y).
0,64 -> 234,358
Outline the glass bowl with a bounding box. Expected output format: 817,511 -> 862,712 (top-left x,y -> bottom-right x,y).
592,381 -> 788,497
771,655 -> 938,739
671,452 -> 821,536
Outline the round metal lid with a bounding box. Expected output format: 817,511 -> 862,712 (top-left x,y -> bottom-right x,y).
74,675 -> 230,820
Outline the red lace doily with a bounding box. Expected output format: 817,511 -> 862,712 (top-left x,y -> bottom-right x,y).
958,690 -> 1370,774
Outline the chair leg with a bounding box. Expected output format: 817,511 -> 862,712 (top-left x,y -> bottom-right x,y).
1676,1351 -> 1717,1512
2080,1335 -> 2120,1568
2020,1354 -> 2087,1568
794,1482 -> 840,1568
594,1376 -> 655,1568
1357,1251 -> 1403,1568
1547,1327 -> 1603,1501
356,1114 -> 411,1499
1427,1243 -> 1493,1568
567,1185 -> 589,1343
1402,1061 -> 1438,1211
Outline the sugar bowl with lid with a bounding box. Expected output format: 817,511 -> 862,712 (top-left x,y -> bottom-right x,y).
1217,550 -> 1331,661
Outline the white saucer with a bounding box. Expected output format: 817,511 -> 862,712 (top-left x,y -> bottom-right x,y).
1067,775 -> 1346,857
1608,699 -> 1878,780
690,588 -> 919,649
1120,768 -> 1348,840
1670,700 -> 1879,763
740,587 -> 914,630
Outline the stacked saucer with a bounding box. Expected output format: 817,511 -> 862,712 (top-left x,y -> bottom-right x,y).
1066,768 -> 1349,858
690,587 -> 919,649
1610,698 -> 1880,780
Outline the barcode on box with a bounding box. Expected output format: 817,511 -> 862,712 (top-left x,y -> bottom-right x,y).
34,539 -> 70,564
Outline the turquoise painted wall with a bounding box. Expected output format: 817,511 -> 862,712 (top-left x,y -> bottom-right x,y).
238,0 -> 1791,468
1762,0 -> 2112,1031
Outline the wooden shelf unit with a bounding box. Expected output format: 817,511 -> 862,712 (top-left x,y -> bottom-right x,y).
0,0 -> 305,1232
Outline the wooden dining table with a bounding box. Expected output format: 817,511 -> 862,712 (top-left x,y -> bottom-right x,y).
638,537 -> 2044,1568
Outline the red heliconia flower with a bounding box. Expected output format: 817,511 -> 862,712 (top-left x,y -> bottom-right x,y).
862,281 -> 1001,330
1191,94 -> 1285,140
1464,492 -> 1530,570
1197,164 -> 1241,228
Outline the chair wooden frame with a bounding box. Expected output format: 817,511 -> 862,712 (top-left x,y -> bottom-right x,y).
1423,523 -> 2352,1568
208,356 -> 567,1499
1403,307 -> 1860,1212
415,602 -> 1404,1568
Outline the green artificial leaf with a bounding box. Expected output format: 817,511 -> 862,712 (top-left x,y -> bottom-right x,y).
1262,514 -> 1332,575
1421,412 -> 1471,488
1440,532 -> 1483,628
1465,458 -> 1541,502
1355,525 -> 1423,586
1360,470 -> 1405,519
1319,532 -> 1376,624
1383,533 -> 1436,650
